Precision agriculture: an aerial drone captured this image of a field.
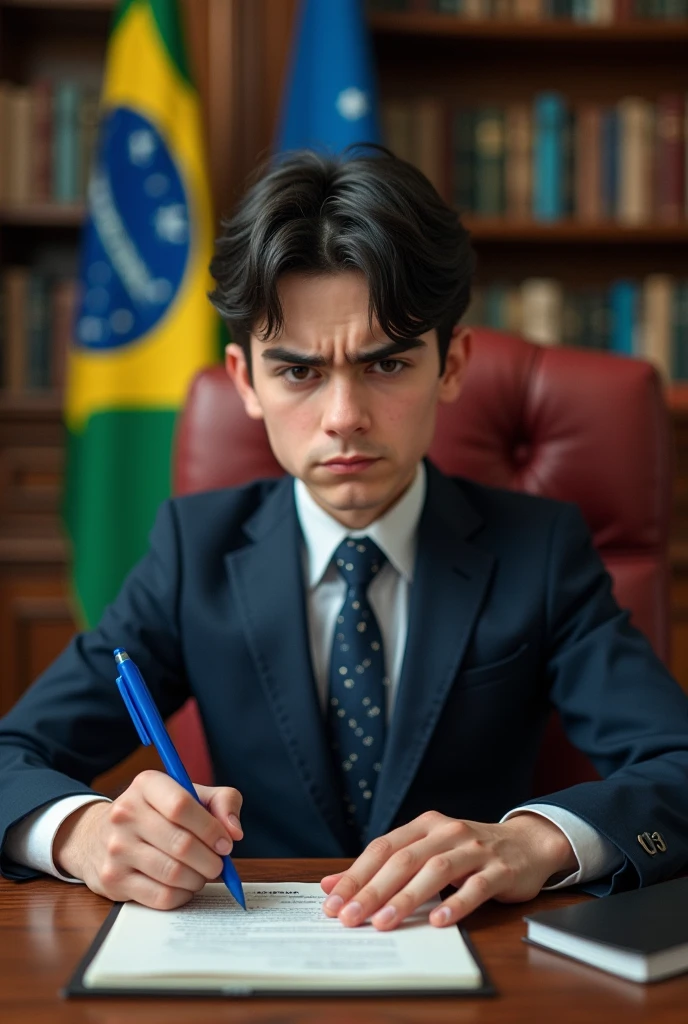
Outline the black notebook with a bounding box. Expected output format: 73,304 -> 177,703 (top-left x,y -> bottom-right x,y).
524,877 -> 688,983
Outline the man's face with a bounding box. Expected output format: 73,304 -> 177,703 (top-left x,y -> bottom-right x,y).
226,271 -> 469,529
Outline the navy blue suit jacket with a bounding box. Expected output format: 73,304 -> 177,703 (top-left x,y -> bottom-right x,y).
2,462 -> 688,892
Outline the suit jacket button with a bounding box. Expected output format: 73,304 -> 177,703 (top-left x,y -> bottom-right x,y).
651,831 -> 667,852
637,832 -> 657,855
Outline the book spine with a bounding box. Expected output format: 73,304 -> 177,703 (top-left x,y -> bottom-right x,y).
2,267 -> 29,393
26,271 -> 50,389
562,107 -> 576,217
485,283 -> 509,329
504,285 -> 523,335
533,93 -> 565,221
53,81 -> 80,202
575,103 -> 602,222
594,0 -> 615,18
50,277 -> 77,391
505,102 -> 532,219
589,289 -> 612,350
521,278 -> 563,344
381,100 -> 413,163
641,274 -> 673,382
31,80 -> 53,203
601,106 -> 619,219
561,289 -> 582,347
655,94 -> 685,223
78,92 -> 100,200
474,106 -> 505,216
0,83 -> 10,204
8,87 -> 33,205
412,97 -> 446,197
513,0 -> 543,14
462,284 -> 485,327
671,281 -> 688,382
609,280 -> 638,355
618,98 -> 653,225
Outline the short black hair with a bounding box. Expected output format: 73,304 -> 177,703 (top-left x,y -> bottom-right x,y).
208,146 -> 476,376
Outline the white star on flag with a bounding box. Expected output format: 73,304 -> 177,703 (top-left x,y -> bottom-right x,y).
152,204 -> 188,244
128,129 -> 157,166
336,87 -> 369,122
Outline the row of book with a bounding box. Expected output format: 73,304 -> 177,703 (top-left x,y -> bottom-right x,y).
369,0 -> 688,20
383,94 -> 687,222
2,269 -> 685,390
464,275 -> 688,380
0,80 -> 100,207
1,267 -> 77,393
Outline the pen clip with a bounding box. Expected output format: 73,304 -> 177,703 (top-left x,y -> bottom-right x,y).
115,675 -> 152,746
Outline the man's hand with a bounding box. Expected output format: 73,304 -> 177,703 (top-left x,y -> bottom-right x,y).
53,770 -> 244,910
321,811 -> 578,930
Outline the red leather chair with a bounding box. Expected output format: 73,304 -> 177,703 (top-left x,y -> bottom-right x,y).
169,327 -> 673,798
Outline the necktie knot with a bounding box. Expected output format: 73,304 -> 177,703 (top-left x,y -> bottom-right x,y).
333,537 -> 386,590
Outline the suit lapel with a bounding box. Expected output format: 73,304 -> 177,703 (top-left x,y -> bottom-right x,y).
225,478 -> 351,852
366,464 -> 495,842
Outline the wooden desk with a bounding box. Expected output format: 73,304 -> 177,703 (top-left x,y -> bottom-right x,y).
1,858 -> 686,1023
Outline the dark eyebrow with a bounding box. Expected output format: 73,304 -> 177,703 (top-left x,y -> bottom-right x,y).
261,338 -> 427,367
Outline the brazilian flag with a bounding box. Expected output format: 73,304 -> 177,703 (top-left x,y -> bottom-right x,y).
64,0 -> 217,628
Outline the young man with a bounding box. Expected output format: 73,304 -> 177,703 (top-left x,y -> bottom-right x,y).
1,150 -> 687,933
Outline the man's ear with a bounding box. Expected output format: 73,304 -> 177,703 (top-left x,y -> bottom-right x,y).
438,326 -> 471,405
225,342 -> 264,421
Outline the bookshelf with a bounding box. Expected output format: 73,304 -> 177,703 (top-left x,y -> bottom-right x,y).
0,0 -> 110,730
368,11 -> 688,40
188,0 -> 688,689
3,0 -> 688,719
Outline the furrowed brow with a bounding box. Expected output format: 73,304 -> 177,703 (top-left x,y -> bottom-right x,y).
349,338 -> 426,365
261,337 -> 426,368
261,347 -> 328,367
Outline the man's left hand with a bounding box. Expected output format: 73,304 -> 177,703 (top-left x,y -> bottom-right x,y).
320,811 -> 578,930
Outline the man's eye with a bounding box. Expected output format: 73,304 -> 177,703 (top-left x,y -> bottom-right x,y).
373,359 -> 405,375
281,366 -> 316,383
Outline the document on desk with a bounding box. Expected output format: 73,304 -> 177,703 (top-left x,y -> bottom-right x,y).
71,882 -> 492,996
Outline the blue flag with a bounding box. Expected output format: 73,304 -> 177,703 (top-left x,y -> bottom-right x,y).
276,0 -> 381,153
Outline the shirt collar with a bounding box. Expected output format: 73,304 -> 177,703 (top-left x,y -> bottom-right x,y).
294,462 -> 426,590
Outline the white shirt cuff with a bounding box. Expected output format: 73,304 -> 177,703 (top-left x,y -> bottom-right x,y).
501,803 -> 625,889
4,794 -> 111,883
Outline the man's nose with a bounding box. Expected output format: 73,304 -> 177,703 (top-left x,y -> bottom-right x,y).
321,378 -> 370,438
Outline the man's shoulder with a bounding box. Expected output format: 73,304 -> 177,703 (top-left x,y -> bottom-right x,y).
166,477 -> 289,541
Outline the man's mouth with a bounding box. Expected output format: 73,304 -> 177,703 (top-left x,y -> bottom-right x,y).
321,456 -> 380,474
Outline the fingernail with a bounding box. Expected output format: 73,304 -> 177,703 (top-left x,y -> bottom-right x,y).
431,906 -> 452,926
228,814 -> 242,833
323,894 -> 344,914
340,900 -> 363,925
215,838 -> 232,854
373,905 -> 397,927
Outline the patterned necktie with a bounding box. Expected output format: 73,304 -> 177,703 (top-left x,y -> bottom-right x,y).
328,536 -> 388,840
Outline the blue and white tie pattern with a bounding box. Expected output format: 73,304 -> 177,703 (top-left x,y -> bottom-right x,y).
328,536 -> 388,839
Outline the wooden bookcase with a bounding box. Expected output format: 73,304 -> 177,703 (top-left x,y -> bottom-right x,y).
366,9 -> 688,688
2,0 -> 688,742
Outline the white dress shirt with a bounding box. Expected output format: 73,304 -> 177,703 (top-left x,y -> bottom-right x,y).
5,463 -> 623,886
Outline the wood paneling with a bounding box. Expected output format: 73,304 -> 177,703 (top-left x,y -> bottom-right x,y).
0,572 -> 74,714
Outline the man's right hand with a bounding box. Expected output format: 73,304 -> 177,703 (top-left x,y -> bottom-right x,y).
52,770 -> 244,910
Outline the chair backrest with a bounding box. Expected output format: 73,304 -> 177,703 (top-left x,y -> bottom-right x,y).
171,327 -> 672,792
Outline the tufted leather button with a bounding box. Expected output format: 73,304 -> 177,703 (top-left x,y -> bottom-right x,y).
512,442 -> 531,467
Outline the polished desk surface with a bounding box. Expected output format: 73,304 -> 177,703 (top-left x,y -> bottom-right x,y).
1,859 -> 686,1023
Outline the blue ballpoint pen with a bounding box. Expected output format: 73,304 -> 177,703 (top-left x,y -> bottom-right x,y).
113,648 -> 246,910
